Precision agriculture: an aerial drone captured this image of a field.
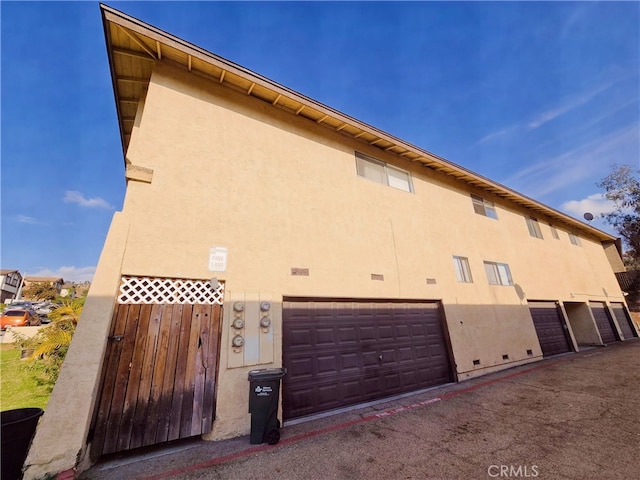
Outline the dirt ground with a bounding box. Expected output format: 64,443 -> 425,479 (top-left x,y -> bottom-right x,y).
83,340 -> 639,480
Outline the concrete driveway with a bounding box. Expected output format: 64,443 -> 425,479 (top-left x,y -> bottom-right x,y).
82,340 -> 639,480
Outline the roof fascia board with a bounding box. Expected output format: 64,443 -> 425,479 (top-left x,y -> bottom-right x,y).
101,5 -> 128,154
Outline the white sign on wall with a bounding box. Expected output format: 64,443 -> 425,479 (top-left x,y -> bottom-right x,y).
208,246 -> 228,272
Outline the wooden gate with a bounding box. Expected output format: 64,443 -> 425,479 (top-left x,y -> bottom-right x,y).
91,277 -> 223,457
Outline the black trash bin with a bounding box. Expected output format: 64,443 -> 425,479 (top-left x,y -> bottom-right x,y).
248,368 -> 286,445
1,407 -> 44,480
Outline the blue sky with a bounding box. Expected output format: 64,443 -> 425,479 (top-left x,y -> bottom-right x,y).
2,1 -> 639,282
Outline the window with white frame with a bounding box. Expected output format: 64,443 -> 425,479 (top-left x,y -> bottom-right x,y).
453,256 -> 473,283
355,152 -> 413,193
569,233 -> 581,246
549,224 -> 560,239
471,194 -> 498,219
484,261 -> 513,286
526,217 -> 544,239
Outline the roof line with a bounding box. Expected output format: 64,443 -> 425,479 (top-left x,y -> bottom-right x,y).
99,3 -> 616,242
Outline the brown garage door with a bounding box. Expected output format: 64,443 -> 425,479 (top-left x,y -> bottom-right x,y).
611,303 -> 637,340
529,302 -> 572,357
282,298 -> 453,420
590,302 -> 619,344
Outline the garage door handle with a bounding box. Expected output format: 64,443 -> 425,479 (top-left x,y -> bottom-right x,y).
378,355 -> 383,361
109,335 -> 123,342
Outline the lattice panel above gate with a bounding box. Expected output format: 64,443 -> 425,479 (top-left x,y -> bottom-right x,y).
117,276 -> 224,305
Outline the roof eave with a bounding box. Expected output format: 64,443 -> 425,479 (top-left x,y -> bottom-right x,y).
99,4 -> 617,243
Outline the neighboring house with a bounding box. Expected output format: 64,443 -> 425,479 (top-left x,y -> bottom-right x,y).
22,277 -> 64,297
615,269 -> 640,325
0,269 -> 22,303
60,283 -> 77,299
24,5 -> 639,479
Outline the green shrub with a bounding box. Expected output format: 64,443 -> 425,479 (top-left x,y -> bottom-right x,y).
12,298 -> 84,391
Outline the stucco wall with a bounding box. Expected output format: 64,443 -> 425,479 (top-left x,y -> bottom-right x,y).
111,62 -> 625,438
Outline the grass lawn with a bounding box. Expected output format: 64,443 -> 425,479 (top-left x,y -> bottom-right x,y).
1,344 -> 50,411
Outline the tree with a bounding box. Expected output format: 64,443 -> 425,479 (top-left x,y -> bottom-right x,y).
14,298 -> 84,390
23,282 -> 58,301
597,164 -> 640,267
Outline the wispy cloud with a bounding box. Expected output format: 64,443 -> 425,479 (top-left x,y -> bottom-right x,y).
527,81 -> 617,130
561,193 -> 615,218
63,191 -> 114,209
475,125 -> 519,146
31,266 -> 96,283
17,215 -> 48,226
559,4 -> 589,39
501,123 -> 638,198
476,78 -> 637,145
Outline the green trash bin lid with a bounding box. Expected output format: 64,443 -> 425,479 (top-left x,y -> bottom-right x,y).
248,368 -> 287,381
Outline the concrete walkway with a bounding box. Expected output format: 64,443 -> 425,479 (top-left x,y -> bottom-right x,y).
81,340 -> 640,480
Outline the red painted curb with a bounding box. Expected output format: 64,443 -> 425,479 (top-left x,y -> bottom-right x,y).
140,356 -> 568,480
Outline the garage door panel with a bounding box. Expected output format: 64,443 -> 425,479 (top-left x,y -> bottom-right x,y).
362,377 -> 382,395
396,324 -> 411,339
529,304 -> 572,357
398,346 -> 414,362
360,326 -> 376,341
379,325 -> 394,340
340,353 -> 359,370
318,384 -> 339,404
289,358 -> 315,379
338,326 -> 358,343
317,355 -> 338,374
611,304 -> 636,340
360,351 -> 377,366
590,303 -> 618,344
384,372 -> 402,390
414,345 -> 430,359
316,328 -> 335,345
288,329 -> 313,348
381,349 -> 397,363
283,299 -> 452,420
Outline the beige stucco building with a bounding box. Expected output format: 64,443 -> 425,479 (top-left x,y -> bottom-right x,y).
23,5 -> 638,479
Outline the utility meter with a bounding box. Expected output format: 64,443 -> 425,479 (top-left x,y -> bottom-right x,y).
233,302 -> 244,312
260,316 -> 271,328
260,301 -> 271,312
232,318 -> 245,330
232,334 -> 244,347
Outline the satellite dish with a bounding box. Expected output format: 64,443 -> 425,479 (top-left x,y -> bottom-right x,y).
583,212 -> 594,222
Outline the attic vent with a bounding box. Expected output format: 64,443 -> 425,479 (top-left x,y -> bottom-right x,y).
118,276 -> 224,305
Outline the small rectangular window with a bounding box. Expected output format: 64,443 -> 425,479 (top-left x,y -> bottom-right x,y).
484,261 -> 513,286
549,224 -> 560,239
526,217 -> 544,239
387,165 -> 412,192
355,152 -> 413,192
471,194 -> 498,219
453,256 -> 473,283
356,154 -> 386,184
569,233 -> 581,246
